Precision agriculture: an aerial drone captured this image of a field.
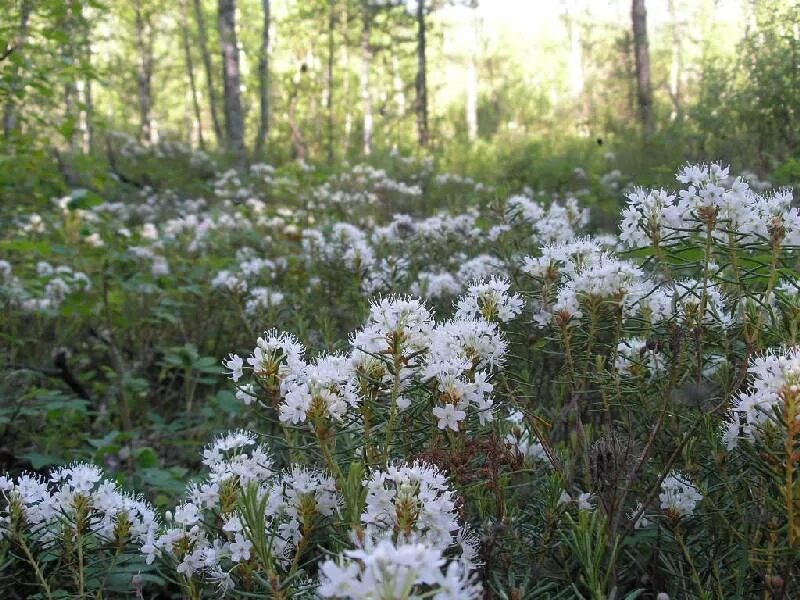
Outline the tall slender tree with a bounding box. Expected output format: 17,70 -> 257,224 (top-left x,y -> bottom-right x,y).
631,0 -> 653,136
134,0 -> 155,143
63,0 -> 80,150
667,0 -> 683,118
3,0 -> 32,140
180,0 -> 205,149
342,1 -> 353,156
218,0 -> 245,158
360,0 -> 373,156
326,0 -> 336,163
465,2 -> 479,142
193,0 -> 223,145
255,0 -> 270,155
80,9 -> 94,153
415,0 -> 429,147
564,0 -> 586,127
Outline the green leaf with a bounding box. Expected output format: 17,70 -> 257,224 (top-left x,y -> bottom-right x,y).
20,452 -> 63,470
88,431 -> 121,449
67,188 -> 104,211
135,446 -> 159,469
193,356 -> 221,373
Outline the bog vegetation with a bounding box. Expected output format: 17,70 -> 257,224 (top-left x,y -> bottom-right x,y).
1,0 -> 800,598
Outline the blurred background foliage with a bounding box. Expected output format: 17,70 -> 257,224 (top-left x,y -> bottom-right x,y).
0,0 -> 798,207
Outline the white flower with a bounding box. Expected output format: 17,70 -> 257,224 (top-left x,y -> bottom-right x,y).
235,384 -> 257,405
228,532 -> 252,562
723,346 -> 800,448
279,386 -> 312,424
318,537 -> 481,600
433,404 -> 466,431
659,472 -> 703,517
455,277 -> 523,323
318,559 -> 362,597
224,354 -> 244,382
173,503 -> 200,526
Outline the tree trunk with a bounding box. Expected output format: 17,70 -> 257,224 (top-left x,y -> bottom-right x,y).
392,52 -> 406,118
193,0 -> 223,145
465,6 -> 479,142
134,0 -> 155,144
326,0 -> 335,163
288,71 -> 307,162
180,0 -> 205,149
81,65 -> 94,153
343,2 -> 352,156
631,0 -> 653,136
255,0 -> 270,156
3,0 -> 33,140
667,0 -> 682,118
218,0 -> 245,159
415,0 -> 429,147
63,0 -> 80,151
360,2 -> 372,157
565,0 -> 585,123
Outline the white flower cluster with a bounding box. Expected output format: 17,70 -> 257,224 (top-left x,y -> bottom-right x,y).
722,346 -> 800,449
362,461 -> 475,557
228,293 -> 509,434
659,471 -> 703,518
523,238 -> 644,325
615,338 -> 666,378
144,430 -> 341,588
312,164 -> 422,209
0,463 -> 156,548
506,194 -> 590,245
0,260 -> 92,313
620,162 -> 800,248
455,276 -> 524,323
318,536 -> 481,599
504,410 -> 548,463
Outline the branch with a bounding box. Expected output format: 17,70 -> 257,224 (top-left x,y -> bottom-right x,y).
53,350 -> 92,401
7,351 -> 92,402
0,45 -> 15,62
104,134 -> 150,189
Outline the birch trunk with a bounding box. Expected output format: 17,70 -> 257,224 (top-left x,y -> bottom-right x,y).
180,0 -> 205,149
631,0 -> 654,136
218,0 -> 245,159
3,0 -> 32,140
255,0 -> 270,155
360,2 -> 373,157
193,0 -> 223,144
415,0 -> 429,147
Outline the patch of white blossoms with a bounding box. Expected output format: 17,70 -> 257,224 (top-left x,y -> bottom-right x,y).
318,537 -> 481,599
143,430 -> 341,589
228,294 -> 509,434
455,276 -> 524,323
722,346 -> 800,449
361,461 -> 477,562
659,471 -> 703,518
620,162 -> 800,248
0,463 -> 156,549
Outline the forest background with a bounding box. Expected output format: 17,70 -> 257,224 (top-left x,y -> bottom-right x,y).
2,0 -> 798,207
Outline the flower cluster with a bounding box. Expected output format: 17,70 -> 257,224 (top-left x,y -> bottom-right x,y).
228,293 -> 509,436
722,346 -> 800,448
620,162 -> 800,248
318,537 -> 481,599
144,430 -> 341,592
0,463 -> 156,556
659,472 -> 704,518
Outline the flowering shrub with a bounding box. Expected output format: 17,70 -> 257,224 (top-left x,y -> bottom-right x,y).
1,157 -> 799,596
